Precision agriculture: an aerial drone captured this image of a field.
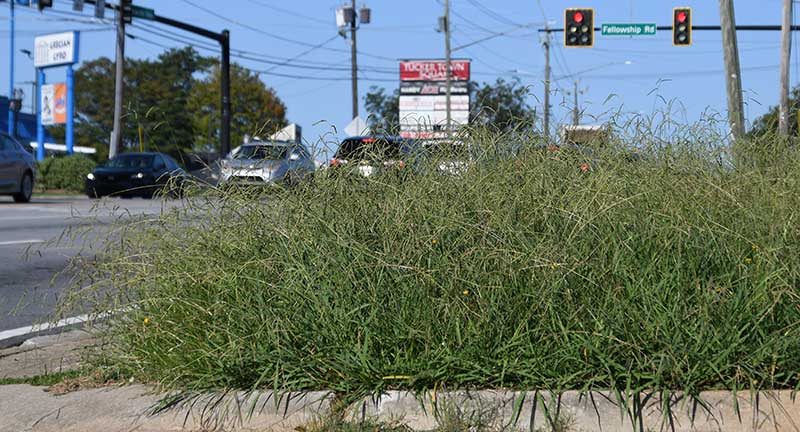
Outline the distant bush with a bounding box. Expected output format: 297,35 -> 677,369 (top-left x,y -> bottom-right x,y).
37,155 -> 96,192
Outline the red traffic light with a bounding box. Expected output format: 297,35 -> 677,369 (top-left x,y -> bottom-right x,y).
573,11 -> 584,23
676,11 -> 687,23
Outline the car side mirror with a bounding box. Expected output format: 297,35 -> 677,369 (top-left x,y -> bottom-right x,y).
289,153 -> 301,161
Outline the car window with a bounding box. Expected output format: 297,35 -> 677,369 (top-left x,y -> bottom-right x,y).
166,156 -> 182,170
335,138 -> 402,161
153,156 -> 166,170
104,154 -> 155,169
234,144 -> 288,160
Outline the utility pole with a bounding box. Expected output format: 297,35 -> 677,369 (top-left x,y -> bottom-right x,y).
542,28 -> 551,139
572,80 -> 580,126
110,4 -> 126,159
349,0 -> 358,120
719,0 -> 746,141
7,0 -> 15,137
444,0 -> 452,138
779,0 -> 793,136
221,30 -> 231,156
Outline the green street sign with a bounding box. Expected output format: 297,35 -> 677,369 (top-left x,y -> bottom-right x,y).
131,5 -> 156,21
601,23 -> 656,36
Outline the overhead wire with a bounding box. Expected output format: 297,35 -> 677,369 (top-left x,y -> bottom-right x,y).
177,0 -> 397,62
464,0 -> 521,27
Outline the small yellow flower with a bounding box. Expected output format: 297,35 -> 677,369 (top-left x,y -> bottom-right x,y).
431,239 -> 439,246
550,263 -> 557,270
751,245 -> 759,251
744,257 -> 752,264
143,317 -> 151,325
462,289 -> 470,296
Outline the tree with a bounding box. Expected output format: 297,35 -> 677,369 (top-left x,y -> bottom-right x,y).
188,63 -> 287,150
72,48 -> 213,158
470,78 -> 536,133
364,86 -> 399,134
749,84 -> 800,138
363,78 -> 537,135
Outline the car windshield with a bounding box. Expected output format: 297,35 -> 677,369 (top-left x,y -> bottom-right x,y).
336,138 -> 402,161
234,145 -> 288,160
104,154 -> 154,169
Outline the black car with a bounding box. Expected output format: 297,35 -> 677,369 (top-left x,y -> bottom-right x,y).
329,136 -> 419,177
85,152 -> 187,198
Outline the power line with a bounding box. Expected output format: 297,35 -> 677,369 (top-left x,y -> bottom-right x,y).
244,0 -> 330,25
177,0 -> 397,62
129,23 -> 397,74
125,31 -> 396,83
464,0 -> 521,27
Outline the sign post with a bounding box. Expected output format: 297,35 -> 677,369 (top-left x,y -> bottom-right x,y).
33,31 -> 79,161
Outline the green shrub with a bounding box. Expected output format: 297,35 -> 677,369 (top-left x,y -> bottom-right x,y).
37,155 -> 96,192
66,118 -> 800,401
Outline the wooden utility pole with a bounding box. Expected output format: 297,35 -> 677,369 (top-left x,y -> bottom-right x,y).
572,80 -> 579,126
110,4 -> 125,159
779,0 -> 793,136
444,0 -> 452,137
543,29 -> 551,139
719,0 -> 746,141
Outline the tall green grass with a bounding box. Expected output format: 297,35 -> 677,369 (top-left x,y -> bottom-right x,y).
67,118 -> 800,402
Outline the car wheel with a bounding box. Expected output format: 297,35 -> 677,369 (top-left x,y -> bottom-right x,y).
12,172 -> 33,203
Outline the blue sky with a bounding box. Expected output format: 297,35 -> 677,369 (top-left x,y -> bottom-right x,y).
1,0 -> 794,155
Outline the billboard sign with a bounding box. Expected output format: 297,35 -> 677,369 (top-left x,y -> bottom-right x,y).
400,60 -> 470,82
41,83 -> 67,125
399,59 -> 471,139
34,32 -> 79,68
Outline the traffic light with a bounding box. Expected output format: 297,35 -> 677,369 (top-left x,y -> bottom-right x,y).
37,0 -> 53,12
121,0 -> 133,24
565,8 -> 594,48
673,7 -> 692,46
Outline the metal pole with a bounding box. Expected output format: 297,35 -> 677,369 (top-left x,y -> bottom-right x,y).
220,29 -> 231,158
110,5 -> 126,159
719,0 -> 746,140
66,65 -> 75,155
444,0 -> 451,138
8,0 -> 15,136
543,29 -> 551,139
573,80 -> 579,126
779,0 -> 793,136
36,69 -> 45,162
350,0 -> 358,120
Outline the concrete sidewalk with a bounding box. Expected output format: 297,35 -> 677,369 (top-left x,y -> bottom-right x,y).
2,331 -> 800,431
0,330 -> 94,380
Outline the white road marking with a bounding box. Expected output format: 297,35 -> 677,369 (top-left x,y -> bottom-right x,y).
0,239 -> 46,246
0,310 -> 115,343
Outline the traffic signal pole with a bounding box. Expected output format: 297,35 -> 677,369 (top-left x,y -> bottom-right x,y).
350,0 -> 358,120
542,29 -> 550,139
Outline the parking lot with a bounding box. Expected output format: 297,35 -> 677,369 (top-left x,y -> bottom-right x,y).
0,196 -> 181,333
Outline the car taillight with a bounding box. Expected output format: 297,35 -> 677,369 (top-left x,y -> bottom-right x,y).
330,158 -> 340,167
581,163 -> 590,173
398,161 -> 406,168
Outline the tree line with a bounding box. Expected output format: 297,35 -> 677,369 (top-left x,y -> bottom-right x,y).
50,47 -> 287,160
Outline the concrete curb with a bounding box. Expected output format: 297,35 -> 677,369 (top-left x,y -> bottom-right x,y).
2,385 -> 800,431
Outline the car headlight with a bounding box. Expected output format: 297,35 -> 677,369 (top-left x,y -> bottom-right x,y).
131,172 -> 145,179
87,173 -> 95,180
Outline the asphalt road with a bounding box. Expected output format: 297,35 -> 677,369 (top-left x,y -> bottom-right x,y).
0,196 -> 182,333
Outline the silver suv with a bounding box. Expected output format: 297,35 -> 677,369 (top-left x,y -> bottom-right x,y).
0,132 -> 35,203
221,141 -> 316,186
